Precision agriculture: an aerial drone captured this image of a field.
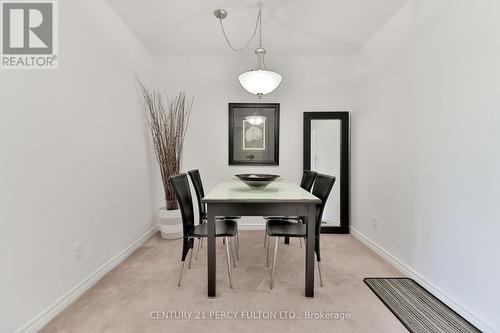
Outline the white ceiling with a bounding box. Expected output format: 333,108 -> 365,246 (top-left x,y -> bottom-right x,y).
105,0 -> 410,56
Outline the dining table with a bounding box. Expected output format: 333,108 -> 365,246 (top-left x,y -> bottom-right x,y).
202,180 -> 321,298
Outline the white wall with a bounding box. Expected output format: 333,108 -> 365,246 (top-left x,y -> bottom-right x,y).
0,0 -> 158,331
351,0 -> 500,331
155,55 -> 353,225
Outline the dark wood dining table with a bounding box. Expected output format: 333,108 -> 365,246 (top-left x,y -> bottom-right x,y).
203,180 -> 321,298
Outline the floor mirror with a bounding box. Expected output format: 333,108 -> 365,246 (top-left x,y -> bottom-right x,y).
303,112 -> 349,234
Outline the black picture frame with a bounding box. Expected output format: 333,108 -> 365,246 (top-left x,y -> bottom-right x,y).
229,103 -> 280,166
303,112 -> 350,234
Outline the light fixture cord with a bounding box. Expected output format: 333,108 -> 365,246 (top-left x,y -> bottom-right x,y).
256,3 -> 269,71
218,3 -> 263,52
258,3 -> 263,48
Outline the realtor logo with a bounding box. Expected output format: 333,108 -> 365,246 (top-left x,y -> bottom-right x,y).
1,0 -> 58,69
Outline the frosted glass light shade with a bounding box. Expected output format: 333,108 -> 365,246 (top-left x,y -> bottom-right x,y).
238,70 -> 282,96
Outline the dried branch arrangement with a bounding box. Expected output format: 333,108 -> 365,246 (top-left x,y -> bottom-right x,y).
137,78 -> 192,210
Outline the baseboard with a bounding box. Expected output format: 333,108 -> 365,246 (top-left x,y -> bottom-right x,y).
15,225 -> 159,333
350,226 -> 494,333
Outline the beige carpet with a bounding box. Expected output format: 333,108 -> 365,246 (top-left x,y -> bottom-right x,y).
41,231 -> 407,333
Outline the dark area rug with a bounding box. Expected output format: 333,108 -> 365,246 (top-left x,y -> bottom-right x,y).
364,278 -> 481,333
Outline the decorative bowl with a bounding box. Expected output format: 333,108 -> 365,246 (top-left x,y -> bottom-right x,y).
235,174 -> 280,189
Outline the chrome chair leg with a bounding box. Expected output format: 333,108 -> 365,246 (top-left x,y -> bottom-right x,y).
299,238 -> 303,248
188,247 -> 193,269
234,231 -> 240,261
266,234 -> 271,267
224,237 -> 234,289
317,259 -> 324,287
270,237 -> 279,289
177,260 -> 186,287
200,237 -> 203,249
236,233 -> 240,260
195,238 -> 202,260
264,232 -> 267,247
229,238 -> 237,268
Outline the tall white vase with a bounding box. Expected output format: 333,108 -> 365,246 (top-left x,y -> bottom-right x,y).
158,207 -> 182,239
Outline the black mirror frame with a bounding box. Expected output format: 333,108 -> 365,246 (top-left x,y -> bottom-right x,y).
303,112 -> 350,234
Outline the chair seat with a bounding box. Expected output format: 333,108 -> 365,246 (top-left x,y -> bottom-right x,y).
190,220 -> 238,237
266,219 -> 306,237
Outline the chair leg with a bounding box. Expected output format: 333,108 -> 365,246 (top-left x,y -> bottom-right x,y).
317,259 -> 324,287
270,237 -> 279,289
224,237 -> 234,289
266,234 -> 271,267
299,220 -> 304,248
188,247 -> 193,269
229,238 -> 237,268
177,260 -> 186,287
264,232 -> 267,247
200,237 -> 203,249
236,233 -> 240,260
195,238 -> 202,260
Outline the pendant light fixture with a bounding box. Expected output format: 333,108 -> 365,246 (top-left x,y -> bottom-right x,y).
214,3 -> 282,98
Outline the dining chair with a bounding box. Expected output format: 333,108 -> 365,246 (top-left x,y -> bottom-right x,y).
170,174 -> 238,289
266,173 -> 335,289
188,169 -> 241,260
263,170 -> 317,248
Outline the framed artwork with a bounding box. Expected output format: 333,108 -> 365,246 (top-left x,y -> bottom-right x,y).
228,103 -> 279,165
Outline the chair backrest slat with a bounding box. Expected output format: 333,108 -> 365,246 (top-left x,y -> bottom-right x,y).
311,173 -> 336,234
310,173 -> 335,261
170,174 -> 195,236
300,170 -> 317,192
188,169 -> 206,219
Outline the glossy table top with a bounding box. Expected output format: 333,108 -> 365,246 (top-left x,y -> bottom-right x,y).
203,180 -> 321,204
